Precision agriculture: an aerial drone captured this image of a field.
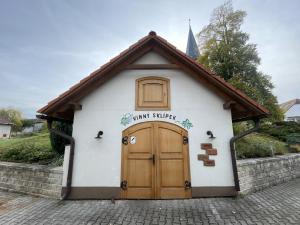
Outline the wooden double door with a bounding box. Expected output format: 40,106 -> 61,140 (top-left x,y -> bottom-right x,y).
121,122 -> 191,199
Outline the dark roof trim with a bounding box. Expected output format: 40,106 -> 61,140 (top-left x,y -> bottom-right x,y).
38,31 -> 269,121
0,118 -> 13,125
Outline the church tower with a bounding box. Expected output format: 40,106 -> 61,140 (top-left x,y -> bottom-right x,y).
186,21 -> 200,60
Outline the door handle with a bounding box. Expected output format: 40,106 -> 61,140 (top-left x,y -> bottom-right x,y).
150,154 -> 155,164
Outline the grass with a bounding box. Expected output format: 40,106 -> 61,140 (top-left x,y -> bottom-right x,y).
0,132 -> 62,165
236,133 -> 289,159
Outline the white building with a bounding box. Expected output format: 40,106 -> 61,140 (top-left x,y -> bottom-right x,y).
22,119 -> 44,133
0,118 -> 13,139
38,32 -> 268,199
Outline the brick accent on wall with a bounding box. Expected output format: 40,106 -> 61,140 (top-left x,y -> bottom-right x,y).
206,148 -> 217,156
0,162 -> 62,199
198,143 -> 218,166
204,160 -> 215,167
200,143 -> 212,149
197,154 -> 209,161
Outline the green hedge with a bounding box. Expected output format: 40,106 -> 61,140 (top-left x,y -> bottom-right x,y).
259,121 -> 300,142
0,132 -> 56,164
236,133 -> 288,159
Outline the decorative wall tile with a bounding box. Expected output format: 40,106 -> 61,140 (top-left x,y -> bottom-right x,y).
204,160 -> 215,167
198,143 -> 218,167
206,148 -> 218,155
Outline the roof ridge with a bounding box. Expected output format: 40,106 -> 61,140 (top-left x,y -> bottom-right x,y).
38,31 -> 269,121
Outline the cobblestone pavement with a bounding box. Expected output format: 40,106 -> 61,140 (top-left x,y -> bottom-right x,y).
0,179 -> 299,225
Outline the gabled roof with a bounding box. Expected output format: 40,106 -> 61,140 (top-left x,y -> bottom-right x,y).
37,31 -> 269,122
0,117 -> 13,125
280,99 -> 300,113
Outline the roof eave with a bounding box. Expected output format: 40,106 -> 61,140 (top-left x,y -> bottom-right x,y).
38,31 -> 269,121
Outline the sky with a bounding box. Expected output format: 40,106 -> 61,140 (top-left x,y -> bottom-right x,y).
0,0 -> 299,118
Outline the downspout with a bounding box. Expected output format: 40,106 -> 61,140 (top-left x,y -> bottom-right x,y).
230,118 -> 260,191
47,120 -> 75,200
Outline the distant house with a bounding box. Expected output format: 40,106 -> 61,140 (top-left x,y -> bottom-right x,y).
280,99 -> 300,122
22,119 -> 44,133
0,118 -> 13,139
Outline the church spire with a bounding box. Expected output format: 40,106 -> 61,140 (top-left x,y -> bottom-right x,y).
186,20 -> 200,60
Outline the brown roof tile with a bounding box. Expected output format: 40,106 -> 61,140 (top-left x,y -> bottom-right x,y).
38,31 -> 269,121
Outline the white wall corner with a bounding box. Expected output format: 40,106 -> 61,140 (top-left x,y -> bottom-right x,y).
62,145 -> 70,187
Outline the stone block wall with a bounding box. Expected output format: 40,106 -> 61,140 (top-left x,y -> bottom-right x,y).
0,153 -> 299,199
237,154 -> 300,194
0,162 -> 62,198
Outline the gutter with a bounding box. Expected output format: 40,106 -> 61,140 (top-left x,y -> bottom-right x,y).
47,120 -> 74,200
230,119 -> 260,191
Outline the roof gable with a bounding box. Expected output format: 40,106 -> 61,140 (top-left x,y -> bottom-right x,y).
38,31 -> 268,122
133,51 -> 170,64
0,117 -> 13,125
280,99 -> 300,113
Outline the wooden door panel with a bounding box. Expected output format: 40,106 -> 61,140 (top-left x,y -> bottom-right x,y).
156,123 -> 191,199
160,160 -> 184,187
128,128 -> 152,153
128,160 -> 152,187
121,122 -> 191,199
158,128 -> 182,153
121,123 -> 154,199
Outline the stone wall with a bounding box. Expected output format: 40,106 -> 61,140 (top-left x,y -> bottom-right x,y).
0,153 -> 299,199
0,162 -> 62,198
237,153 -> 300,194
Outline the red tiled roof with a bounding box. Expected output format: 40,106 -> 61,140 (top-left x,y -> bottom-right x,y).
0,117 -> 13,125
38,31 -> 269,121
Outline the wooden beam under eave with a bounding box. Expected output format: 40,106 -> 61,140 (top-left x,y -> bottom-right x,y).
52,111 -> 74,122
125,64 -> 180,70
69,102 -> 82,111
223,101 -> 236,109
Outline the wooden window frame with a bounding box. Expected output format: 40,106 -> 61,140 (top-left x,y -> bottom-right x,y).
135,76 -> 171,111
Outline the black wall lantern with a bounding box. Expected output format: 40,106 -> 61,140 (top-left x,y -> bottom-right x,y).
206,130 -> 216,139
95,131 -> 104,139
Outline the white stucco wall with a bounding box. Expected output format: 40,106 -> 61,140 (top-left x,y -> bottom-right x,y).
0,124 -> 12,139
71,51 -> 235,188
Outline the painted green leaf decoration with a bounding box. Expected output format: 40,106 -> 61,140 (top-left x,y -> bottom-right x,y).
121,113 -> 133,126
181,119 -> 193,130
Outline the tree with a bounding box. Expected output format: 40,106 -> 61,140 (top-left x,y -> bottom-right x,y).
0,108 -> 23,131
197,1 -> 283,121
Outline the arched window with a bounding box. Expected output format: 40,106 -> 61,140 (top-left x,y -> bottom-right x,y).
135,76 -> 170,110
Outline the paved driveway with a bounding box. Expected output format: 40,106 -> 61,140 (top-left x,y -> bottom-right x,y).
0,179 -> 299,225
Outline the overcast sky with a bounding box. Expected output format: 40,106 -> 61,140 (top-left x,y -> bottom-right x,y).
0,0 -> 299,118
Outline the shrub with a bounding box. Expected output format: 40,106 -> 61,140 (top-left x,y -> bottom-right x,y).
236,133 -> 288,159
259,121 -> 300,142
0,133 -> 55,164
233,122 -> 251,135
286,133 -> 300,153
50,121 -> 72,155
